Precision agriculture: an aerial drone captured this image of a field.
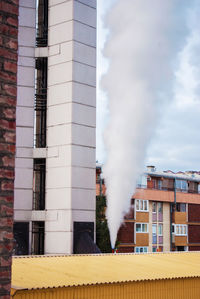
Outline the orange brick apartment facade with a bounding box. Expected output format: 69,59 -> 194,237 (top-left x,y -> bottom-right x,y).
96,165 -> 200,253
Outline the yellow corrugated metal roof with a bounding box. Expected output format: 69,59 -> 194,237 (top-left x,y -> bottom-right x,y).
12,252 -> 200,290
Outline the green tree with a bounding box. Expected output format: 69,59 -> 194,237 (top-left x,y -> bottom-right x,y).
96,195 -> 112,253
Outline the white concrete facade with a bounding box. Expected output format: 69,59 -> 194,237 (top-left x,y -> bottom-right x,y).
14,0 -> 96,255
14,0 -> 36,254
46,0 -> 96,254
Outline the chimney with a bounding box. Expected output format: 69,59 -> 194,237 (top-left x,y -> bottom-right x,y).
147,165 -> 156,172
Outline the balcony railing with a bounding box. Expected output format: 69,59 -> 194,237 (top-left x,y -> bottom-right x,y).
34,93 -> 47,148
34,57 -> 47,148
33,191 -> 45,210
33,159 -> 46,211
36,27 -> 48,47
32,222 -> 45,255
136,184 -> 200,194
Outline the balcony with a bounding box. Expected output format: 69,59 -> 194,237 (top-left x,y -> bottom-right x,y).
136,233 -> 149,246
136,212 -> 149,222
173,236 -> 187,246
172,212 -> 187,224
136,183 -> 200,194
134,188 -> 200,205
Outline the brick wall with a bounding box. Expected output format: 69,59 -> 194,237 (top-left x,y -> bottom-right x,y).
117,222 -> 134,244
0,0 -> 18,297
188,225 -> 200,244
188,204 -> 200,222
189,246 -> 200,251
118,246 -> 134,253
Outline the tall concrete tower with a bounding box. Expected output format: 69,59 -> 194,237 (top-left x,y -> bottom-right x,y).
14,0 -> 96,255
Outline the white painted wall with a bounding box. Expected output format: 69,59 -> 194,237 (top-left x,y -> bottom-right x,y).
14,0 -> 36,247
14,0 -> 96,255
46,0 -> 96,254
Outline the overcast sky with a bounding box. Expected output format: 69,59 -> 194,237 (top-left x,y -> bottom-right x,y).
96,0 -> 200,172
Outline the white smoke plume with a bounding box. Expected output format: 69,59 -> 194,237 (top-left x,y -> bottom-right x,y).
175,1 -> 200,107
102,0 -> 194,248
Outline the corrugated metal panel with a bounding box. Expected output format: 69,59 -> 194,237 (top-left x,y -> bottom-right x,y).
12,278 -> 200,299
11,252 -> 200,290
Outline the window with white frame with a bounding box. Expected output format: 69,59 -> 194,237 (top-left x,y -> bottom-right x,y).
136,175 -> 147,188
158,224 -> 163,236
136,223 -> 148,233
135,199 -> 149,212
152,224 -> 156,234
152,202 -> 157,213
173,224 -> 187,236
135,247 -> 148,253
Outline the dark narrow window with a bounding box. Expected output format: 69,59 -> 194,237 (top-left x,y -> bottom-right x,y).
34,57 -> 47,148
36,0 -> 48,47
73,222 -> 95,254
13,222 -> 29,255
33,159 -> 46,210
32,222 -> 45,255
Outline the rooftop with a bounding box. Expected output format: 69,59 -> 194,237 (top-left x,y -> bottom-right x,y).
146,169 -> 200,183
12,252 -> 200,291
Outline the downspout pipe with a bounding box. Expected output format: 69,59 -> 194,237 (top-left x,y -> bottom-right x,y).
174,178 -> 177,205
170,203 -> 172,251
170,178 -> 177,251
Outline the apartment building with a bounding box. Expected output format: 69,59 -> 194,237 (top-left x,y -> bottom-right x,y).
96,165 -> 200,253
13,0 -> 96,255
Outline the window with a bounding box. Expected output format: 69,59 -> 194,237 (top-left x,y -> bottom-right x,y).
198,184 -> 200,194
136,223 -> 148,233
152,246 -> 163,252
152,179 -> 162,190
136,175 -> 147,188
13,222 -> 29,255
34,57 -> 47,148
32,221 -> 44,255
136,200 -> 139,211
33,159 -> 46,210
73,222 -> 94,254
135,199 -> 149,212
152,202 -> 157,213
173,224 -> 187,236
152,224 -> 157,244
176,180 -> 188,191
139,200 -> 143,210
135,247 -> 148,253
158,180 -> 162,190
158,202 -> 163,213
176,225 -> 179,235
158,224 -> 163,236
152,224 -> 157,234
36,0 -> 48,47
176,203 -> 186,212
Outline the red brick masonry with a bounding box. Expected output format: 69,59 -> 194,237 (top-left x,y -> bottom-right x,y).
0,0 -> 18,297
